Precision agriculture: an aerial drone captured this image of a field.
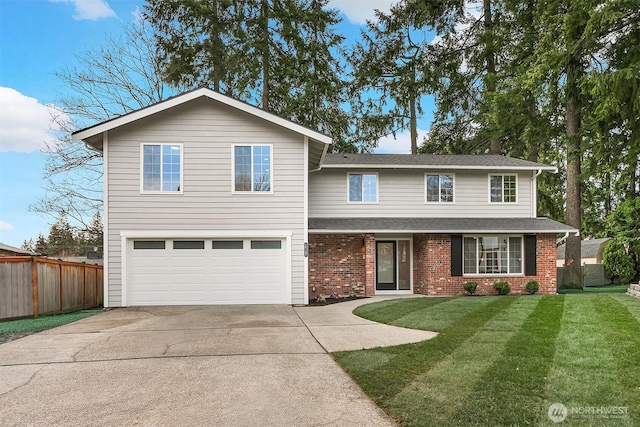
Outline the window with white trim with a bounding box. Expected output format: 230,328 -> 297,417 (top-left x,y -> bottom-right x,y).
426,174 -> 454,203
348,173 -> 378,202
489,174 -> 517,203
234,145 -> 272,192
142,144 -> 182,192
463,235 -> 523,275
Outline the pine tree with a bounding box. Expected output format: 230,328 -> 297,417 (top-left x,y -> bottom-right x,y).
34,234 -> 48,255
46,214 -> 77,256
21,239 -> 35,252
349,3 -> 431,153
144,0 -> 354,150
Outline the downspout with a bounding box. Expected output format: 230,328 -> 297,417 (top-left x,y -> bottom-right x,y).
531,169 -> 542,218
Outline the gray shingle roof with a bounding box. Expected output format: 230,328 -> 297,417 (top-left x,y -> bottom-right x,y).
557,238 -> 612,259
322,153 -> 556,170
308,217 -> 577,234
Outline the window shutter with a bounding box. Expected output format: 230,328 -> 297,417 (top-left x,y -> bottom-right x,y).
451,235 -> 463,276
525,235 -> 537,276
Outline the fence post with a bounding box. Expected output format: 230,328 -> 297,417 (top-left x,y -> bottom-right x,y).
83,265 -> 87,309
31,257 -> 39,318
59,263 -> 63,312
95,267 -> 99,307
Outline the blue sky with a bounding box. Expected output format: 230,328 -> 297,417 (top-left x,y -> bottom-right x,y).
0,0 -> 435,247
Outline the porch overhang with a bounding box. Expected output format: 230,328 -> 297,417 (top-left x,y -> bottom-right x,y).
308,217 -> 579,235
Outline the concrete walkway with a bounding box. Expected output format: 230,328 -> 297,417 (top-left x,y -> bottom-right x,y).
295,296 -> 438,352
0,297 -> 436,427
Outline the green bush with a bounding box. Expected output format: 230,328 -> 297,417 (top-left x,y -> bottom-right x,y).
525,280 -> 539,295
493,281 -> 511,295
603,240 -> 636,283
463,282 -> 478,295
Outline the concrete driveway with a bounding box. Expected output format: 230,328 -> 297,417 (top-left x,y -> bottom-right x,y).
0,297 -> 436,426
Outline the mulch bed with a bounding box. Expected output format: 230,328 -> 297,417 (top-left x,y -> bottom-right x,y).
307,296 -> 369,306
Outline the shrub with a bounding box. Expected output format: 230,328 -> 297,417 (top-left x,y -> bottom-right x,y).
525,280 -> 539,295
603,240 -> 636,283
493,281 -> 511,295
463,282 -> 478,295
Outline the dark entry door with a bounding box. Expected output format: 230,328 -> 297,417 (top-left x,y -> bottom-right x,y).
376,241 -> 396,290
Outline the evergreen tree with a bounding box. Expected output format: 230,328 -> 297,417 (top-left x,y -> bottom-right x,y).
349,4 -> 432,154
144,0 -> 354,150
21,239 -> 35,252
34,234 -> 48,255
46,214 -> 77,256
81,211 -> 104,254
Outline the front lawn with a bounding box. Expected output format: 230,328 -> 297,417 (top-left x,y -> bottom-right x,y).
334,295 -> 640,426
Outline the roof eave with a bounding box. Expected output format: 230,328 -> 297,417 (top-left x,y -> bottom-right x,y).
320,164 -> 557,171
309,229 -> 578,234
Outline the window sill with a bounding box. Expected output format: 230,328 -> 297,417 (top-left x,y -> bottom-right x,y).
140,191 -> 184,195
463,274 -> 525,277
232,191 -> 274,195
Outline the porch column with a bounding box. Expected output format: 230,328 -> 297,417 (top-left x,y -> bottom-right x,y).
364,233 -> 375,296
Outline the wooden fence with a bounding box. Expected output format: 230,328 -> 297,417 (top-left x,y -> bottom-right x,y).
0,256 -> 103,321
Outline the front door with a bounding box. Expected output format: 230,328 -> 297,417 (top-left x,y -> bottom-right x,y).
376,240 -> 412,292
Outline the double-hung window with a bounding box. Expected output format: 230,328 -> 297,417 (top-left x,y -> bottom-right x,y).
463,235 -> 523,275
233,145 -> 272,192
348,173 -> 378,202
141,144 -> 182,193
489,174 -> 517,203
426,174 -> 454,203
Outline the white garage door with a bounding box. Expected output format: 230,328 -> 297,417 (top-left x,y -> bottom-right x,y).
127,238 -> 288,305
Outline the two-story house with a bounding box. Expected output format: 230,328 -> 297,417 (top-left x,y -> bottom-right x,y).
73,88 -> 578,307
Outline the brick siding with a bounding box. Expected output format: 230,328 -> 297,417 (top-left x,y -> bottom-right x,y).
308,234 -> 367,300
413,233 -> 557,295
309,233 -> 558,299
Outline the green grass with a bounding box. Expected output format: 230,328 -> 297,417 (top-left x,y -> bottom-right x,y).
0,309 -> 101,344
334,295 -> 640,426
558,284 -> 629,294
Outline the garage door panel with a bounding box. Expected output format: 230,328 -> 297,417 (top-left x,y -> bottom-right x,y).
172,257 -> 208,269
128,238 -> 288,305
132,291 -> 169,304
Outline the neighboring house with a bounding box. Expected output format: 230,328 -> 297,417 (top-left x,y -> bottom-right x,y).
0,243 -> 39,257
556,238 -> 612,267
73,88 -> 578,307
57,255 -> 104,266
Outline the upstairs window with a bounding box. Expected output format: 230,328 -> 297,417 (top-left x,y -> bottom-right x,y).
348,173 -> 378,202
426,174 -> 454,203
489,174 -> 517,203
234,145 -> 272,192
141,144 -> 182,192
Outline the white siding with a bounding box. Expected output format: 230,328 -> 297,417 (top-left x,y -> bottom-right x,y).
309,168 -> 533,218
106,98 -> 305,306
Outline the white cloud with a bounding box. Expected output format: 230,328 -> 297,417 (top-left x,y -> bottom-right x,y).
50,0 -> 116,21
374,129 -> 429,154
0,87 -> 68,153
330,0 -> 399,24
0,220 -> 14,230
